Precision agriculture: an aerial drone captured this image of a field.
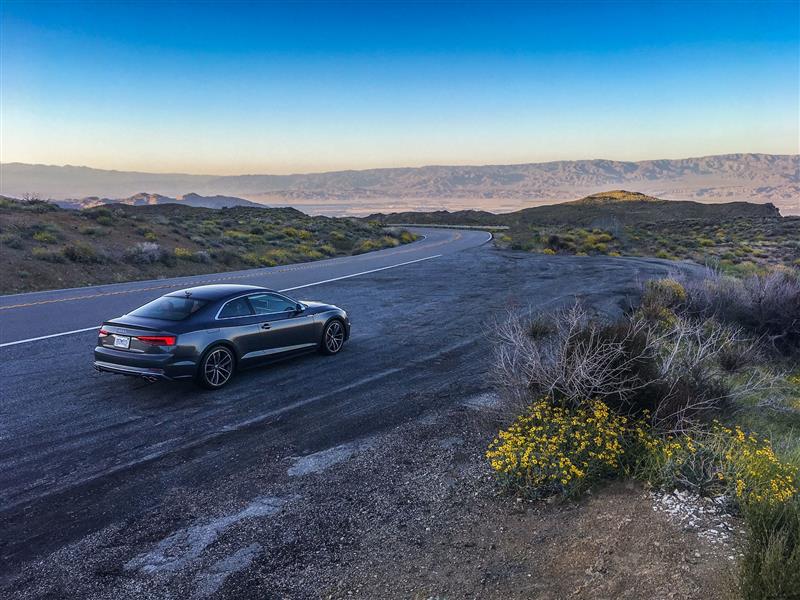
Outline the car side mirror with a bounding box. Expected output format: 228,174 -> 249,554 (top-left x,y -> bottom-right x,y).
295,303 -> 304,313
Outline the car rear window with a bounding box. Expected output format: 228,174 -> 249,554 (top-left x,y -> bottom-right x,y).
129,296 -> 208,321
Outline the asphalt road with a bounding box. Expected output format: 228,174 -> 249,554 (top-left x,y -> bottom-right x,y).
0,229 -> 683,596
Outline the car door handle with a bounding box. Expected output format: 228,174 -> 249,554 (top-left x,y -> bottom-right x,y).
261,323 -> 271,330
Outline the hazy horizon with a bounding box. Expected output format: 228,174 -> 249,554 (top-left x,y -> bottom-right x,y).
3,150 -> 800,178
2,1 -> 798,175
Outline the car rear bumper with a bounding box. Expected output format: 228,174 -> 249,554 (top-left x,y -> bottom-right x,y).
94,346 -> 196,380
94,360 -> 174,380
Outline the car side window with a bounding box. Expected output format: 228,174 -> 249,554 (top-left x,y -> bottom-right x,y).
248,293 -> 297,315
218,296 -> 254,318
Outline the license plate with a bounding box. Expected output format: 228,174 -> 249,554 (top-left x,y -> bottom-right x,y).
113,335 -> 131,349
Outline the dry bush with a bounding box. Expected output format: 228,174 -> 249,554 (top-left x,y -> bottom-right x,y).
677,267 -> 800,353
491,303 -> 772,431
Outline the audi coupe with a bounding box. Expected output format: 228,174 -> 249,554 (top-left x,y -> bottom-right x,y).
94,284 -> 350,388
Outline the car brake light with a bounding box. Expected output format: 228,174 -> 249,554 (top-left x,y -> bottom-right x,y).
99,328 -> 110,336
136,335 -> 177,346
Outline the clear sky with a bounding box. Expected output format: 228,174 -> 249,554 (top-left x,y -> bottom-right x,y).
1,1 -> 798,174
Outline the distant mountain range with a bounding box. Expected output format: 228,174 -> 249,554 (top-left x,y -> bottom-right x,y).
54,192 -> 261,210
2,153 -> 797,215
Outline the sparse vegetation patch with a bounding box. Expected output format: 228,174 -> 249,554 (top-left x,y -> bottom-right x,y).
0,197 -> 417,293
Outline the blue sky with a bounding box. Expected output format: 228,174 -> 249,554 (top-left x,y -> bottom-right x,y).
1,1 -> 798,174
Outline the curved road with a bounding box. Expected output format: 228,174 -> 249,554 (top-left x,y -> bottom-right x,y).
0,228 -> 679,596
0,228 -> 489,346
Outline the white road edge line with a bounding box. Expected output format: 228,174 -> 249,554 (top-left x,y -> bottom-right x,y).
278,254 -> 441,292
0,254 -> 442,348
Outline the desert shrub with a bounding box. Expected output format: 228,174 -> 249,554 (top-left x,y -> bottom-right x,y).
241,252 -> 262,266
192,250 -> 211,263
546,234 -> 575,253
739,499 -> 800,600
355,239 -> 382,254
486,398 -> 635,498
678,268 -> 800,352
95,215 -> 114,227
63,243 -> 101,263
399,230 -> 417,244
223,229 -> 257,244
641,278 -> 686,310
319,244 -> 337,256
381,235 -> 400,248
32,231 -> 58,244
32,246 -> 65,262
124,242 -> 163,264
329,231 -> 354,251
492,305 -> 659,416
633,423 -> 797,505
0,233 -> 23,249
282,226 -> 313,240
173,247 -> 193,259
542,248 -> 556,255
262,248 -> 292,264
492,304 -> 767,430
211,248 -> 240,266
296,245 -> 325,261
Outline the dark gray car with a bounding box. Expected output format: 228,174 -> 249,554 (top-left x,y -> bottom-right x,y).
94,284 -> 350,388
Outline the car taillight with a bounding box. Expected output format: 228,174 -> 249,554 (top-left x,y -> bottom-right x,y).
99,328 -> 110,336
136,335 -> 177,346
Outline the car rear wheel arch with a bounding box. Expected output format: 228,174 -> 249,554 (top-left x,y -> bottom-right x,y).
195,342 -> 238,388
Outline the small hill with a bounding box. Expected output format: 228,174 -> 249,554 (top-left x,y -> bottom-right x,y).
366,190 -> 797,272
368,190 -> 781,228
571,190 -> 661,204
56,192 -> 263,210
0,197 -> 415,294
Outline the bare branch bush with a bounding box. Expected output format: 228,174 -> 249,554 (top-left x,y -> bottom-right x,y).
491,301 -> 774,431
676,268 -> 800,353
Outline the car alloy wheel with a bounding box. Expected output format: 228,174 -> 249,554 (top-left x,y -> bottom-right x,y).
323,320 -> 345,354
202,346 -> 234,387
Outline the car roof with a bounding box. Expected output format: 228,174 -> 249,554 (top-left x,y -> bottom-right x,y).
166,284 -> 274,301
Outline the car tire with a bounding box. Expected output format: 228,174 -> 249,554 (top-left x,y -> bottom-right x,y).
195,344 -> 236,389
319,319 -> 346,355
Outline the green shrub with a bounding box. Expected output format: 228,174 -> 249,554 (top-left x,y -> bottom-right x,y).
32,246 -> 65,262
241,252 -> 262,266
399,230 -> 417,244
0,233 -> 23,248
63,243 -> 101,263
32,231 -> 57,244
282,226 -> 313,240
739,499 -> 800,599
173,247 -> 193,259
355,239 -> 382,254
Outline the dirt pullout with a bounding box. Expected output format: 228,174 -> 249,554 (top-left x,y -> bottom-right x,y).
6,394 -> 738,599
